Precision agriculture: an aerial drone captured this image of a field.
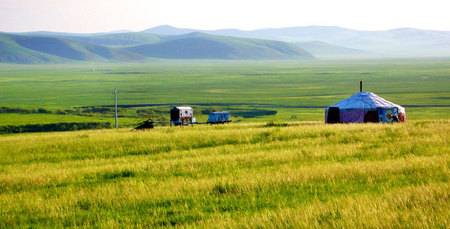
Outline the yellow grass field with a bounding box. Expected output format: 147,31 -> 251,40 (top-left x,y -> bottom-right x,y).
0,120 -> 448,228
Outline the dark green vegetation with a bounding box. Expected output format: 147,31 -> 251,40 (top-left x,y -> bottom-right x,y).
0,106 -> 170,132
0,59 -> 448,129
0,122 -> 110,134
0,120 -> 448,227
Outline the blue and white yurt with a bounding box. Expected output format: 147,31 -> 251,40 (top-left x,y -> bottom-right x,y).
325,92 -> 406,123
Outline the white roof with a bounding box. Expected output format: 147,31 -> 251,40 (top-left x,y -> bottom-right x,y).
174,107 -> 192,110
328,92 -> 405,112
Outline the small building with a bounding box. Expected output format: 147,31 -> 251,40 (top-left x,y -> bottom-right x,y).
325,92 -> 406,123
208,111 -> 231,124
170,107 -> 195,125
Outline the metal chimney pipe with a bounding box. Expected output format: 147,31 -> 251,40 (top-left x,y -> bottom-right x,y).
114,88 -> 118,128
360,81 -> 362,92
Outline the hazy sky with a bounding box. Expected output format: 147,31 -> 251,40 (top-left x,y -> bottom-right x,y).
1,0 -> 449,33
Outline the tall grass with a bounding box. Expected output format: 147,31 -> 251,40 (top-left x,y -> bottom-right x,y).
0,120 -> 448,227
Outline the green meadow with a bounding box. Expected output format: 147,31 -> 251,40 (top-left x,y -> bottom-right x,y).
0,120 -> 448,227
0,59 -> 449,127
0,59 -> 449,227
1,59 -> 449,107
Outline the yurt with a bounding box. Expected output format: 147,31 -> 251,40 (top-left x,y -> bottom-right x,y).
325,91 -> 406,123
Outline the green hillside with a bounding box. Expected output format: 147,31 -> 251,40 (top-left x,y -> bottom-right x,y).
0,34 -> 64,64
0,33 -> 146,63
0,32 -> 313,63
125,32 -> 314,60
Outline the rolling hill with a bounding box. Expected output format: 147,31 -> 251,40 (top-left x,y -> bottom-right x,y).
5,25 -> 450,61
0,32 -> 314,63
124,32 -> 314,60
0,33 -> 65,64
141,25 -> 450,57
0,33 -> 146,63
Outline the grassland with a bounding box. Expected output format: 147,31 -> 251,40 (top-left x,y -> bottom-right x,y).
1,59 -> 449,107
0,59 -> 449,227
0,59 -> 449,128
0,120 -> 448,227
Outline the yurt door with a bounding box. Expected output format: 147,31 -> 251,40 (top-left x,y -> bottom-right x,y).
327,107 -> 340,123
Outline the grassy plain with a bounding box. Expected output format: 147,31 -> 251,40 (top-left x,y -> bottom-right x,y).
0,59 -> 449,127
0,120 -> 448,227
0,59 -> 449,227
1,59 -> 449,107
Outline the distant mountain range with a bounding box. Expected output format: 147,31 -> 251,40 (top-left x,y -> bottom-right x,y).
1,25 -> 449,63
143,25 -> 450,57
0,32 -> 313,63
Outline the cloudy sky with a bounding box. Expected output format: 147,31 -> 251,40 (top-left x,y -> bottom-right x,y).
0,0 -> 449,33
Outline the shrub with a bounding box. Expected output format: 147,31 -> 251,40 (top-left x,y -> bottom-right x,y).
264,121 -> 288,127
37,108 -> 52,114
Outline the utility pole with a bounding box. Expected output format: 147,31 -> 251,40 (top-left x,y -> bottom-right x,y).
114,88 -> 118,128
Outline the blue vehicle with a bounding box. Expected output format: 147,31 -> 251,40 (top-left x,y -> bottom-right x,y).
208,111 -> 231,124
